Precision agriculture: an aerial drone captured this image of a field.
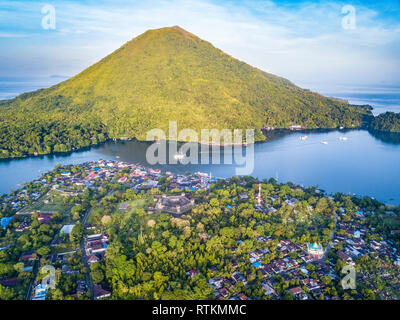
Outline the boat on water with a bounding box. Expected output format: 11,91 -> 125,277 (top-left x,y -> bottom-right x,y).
300,136 -> 308,141
195,172 -> 210,178
116,156 -> 121,159
339,137 -> 348,141
321,141 -> 328,145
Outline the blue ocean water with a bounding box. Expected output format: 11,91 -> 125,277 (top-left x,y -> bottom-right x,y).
317,84 -> 400,116
0,77 -> 68,100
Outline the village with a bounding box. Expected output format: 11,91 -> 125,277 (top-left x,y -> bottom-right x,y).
209,211 -> 400,300
0,160 -> 215,300
0,160 -> 399,300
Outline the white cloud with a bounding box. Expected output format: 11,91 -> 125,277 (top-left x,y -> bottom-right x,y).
0,0 -> 399,89
0,32 -> 28,38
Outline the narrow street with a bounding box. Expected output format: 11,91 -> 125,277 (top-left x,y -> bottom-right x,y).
25,260 -> 38,300
79,190 -> 114,300
81,206 -> 95,300
323,213 -> 338,261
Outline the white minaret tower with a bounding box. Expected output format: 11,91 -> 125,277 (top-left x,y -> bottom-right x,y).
258,183 -> 262,206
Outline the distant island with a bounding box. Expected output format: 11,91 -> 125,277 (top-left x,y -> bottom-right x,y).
0,26 -> 383,159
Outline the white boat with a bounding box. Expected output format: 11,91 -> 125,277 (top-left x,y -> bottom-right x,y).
195,172 -> 210,178
321,141 -> 328,145
300,136 -> 308,141
339,137 -> 348,141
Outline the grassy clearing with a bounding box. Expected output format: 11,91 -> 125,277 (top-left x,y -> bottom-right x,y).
19,190 -> 72,214
115,198 -> 152,215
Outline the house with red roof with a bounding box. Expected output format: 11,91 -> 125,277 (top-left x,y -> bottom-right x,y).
93,284 -> 111,300
186,270 -> 200,278
0,277 -> 19,287
87,254 -> 100,265
20,250 -> 38,261
289,286 -> 303,296
337,250 -> 353,264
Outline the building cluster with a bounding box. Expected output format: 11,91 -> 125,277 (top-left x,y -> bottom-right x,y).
84,233 -> 111,300
208,196 -> 400,300
54,160 -> 215,192
331,209 -> 400,298
0,160 -> 218,301
85,234 -> 108,264
208,237 -> 336,300
1,189 -> 43,212
1,160 -> 215,218
29,232 -> 110,300
0,250 -> 37,294
153,194 -> 196,216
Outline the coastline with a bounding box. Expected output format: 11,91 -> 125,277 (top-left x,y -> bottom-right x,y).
0,126 -> 368,161
3,158 -> 400,209
1,129 -> 400,205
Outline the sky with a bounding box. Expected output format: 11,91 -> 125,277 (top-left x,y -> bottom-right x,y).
1,0 -> 400,92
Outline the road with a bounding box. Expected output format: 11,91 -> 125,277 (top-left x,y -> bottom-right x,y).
80,190 -> 114,300
25,190 -> 113,301
80,205 -> 95,300
322,213 -> 338,261
82,204 -> 94,225
25,260 -> 39,300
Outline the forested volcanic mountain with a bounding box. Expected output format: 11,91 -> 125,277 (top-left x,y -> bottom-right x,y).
0,26 -> 371,158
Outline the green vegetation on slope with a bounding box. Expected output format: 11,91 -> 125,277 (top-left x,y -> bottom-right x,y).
0,26 -> 371,159
369,112 -> 400,133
